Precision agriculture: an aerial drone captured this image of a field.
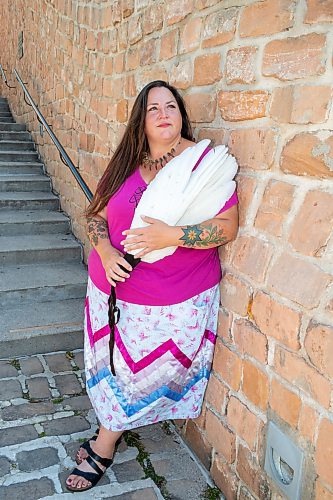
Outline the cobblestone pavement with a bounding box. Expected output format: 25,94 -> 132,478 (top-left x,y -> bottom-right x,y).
0,350 -> 215,500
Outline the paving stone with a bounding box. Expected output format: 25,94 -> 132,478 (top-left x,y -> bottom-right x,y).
74,351 -> 84,370
0,477 -> 55,500
105,488 -> 158,500
16,446 -> 59,472
58,467 -> 110,492
0,360 -> 18,378
113,459 -> 144,483
0,379 -> 22,400
54,373 -> 82,396
0,424 -> 39,446
141,434 -> 180,453
63,394 -> 92,411
64,441 -> 81,461
44,353 -> 73,373
0,456 -> 11,476
43,415 -> 90,436
26,377 -> 51,399
151,453 -> 201,480
20,356 -> 44,375
1,401 -> 55,421
166,478 -> 207,500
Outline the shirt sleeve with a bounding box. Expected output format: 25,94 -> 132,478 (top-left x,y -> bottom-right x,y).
217,190 -> 238,214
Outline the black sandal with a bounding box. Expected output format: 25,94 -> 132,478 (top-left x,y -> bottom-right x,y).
66,448 -> 113,492
76,430 -> 122,465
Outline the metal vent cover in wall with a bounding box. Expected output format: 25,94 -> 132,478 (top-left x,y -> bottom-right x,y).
264,421 -> 304,499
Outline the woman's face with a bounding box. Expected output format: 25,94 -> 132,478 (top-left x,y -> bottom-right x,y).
145,86 -> 182,145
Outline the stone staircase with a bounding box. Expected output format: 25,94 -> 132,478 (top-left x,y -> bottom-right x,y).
0,96 -> 87,358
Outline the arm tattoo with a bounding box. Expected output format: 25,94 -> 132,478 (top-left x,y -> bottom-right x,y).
87,217 -> 109,247
180,223 -> 227,248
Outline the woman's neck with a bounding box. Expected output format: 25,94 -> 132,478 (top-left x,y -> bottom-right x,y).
148,135 -> 182,160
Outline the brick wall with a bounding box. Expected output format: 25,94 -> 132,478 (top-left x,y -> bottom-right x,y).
1,1 -> 332,498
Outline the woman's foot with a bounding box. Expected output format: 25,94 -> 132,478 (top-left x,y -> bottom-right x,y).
66,440 -> 112,490
76,441 -> 91,464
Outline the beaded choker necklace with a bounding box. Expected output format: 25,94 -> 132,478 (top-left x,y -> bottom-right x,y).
142,138 -> 182,171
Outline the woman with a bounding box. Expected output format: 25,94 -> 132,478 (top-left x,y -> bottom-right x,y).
66,80 -> 238,492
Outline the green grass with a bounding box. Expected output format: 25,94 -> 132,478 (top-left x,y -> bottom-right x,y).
9,359 -> 21,370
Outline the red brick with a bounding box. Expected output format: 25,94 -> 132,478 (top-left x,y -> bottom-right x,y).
270,378 -> 301,427
142,4 -> 163,35
116,99 -> 128,123
315,479 -> 333,499
240,0 -> 294,37
179,17 -> 202,54
169,60 -> 192,90
217,307 -> 233,344
228,128 -> 277,170
267,252 -> 331,308
184,93 -> 216,123
232,236 -> 274,284
263,33 -> 326,80
128,14 -> 142,45
159,29 -> 178,60
227,396 -> 259,449
281,132 -> 333,179
220,273 -> 252,317
305,322 -> 333,379
242,360 -> 269,410
196,0 -> 220,8
206,409 -> 236,462
305,0 -> 333,23
254,180 -> 295,237
202,8 -> 238,48
139,38 -> 157,67
197,128 -> 228,146
270,85 -> 332,124
298,404 -> 318,443
137,68 -> 168,88
165,0 -> 193,25
122,0 -> 134,18
194,53 -> 222,86
236,444 -> 272,499
289,191 -> 333,257
126,48 -> 140,71
218,90 -> 269,122
210,456 -> 239,500
233,319 -> 268,364
251,292 -> 301,350
316,419 -> 333,488
212,340 -> 242,391
225,46 -> 257,84
274,345 -> 332,408
205,373 -> 229,414
236,175 -> 256,227
184,420 -> 212,470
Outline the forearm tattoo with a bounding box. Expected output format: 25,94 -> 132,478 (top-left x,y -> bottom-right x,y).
87,217 -> 109,247
179,223 -> 227,248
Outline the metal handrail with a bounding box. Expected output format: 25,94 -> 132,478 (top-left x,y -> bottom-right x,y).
0,64 -> 16,89
13,68 -> 93,201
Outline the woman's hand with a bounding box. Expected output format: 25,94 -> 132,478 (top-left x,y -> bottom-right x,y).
121,216 -> 176,259
100,249 -> 133,287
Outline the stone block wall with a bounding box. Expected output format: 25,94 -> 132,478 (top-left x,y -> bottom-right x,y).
0,1 -> 332,499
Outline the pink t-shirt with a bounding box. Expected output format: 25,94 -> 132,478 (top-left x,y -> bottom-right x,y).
88,148 -> 238,306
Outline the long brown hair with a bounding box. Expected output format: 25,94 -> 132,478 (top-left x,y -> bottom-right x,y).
85,80 -> 194,218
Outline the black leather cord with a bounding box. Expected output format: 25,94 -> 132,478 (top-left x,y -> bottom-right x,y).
108,253 -> 141,376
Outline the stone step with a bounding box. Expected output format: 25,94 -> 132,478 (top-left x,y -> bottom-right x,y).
0,209 -> 71,236
0,297 -> 84,357
0,131 -> 30,140
0,104 -> 10,111
0,262 -> 87,307
0,161 -> 43,175
0,174 -> 50,192
0,112 -> 12,118
0,150 -> 39,162
0,233 -> 82,265
0,192 -> 59,210
0,140 -> 35,150
0,123 -> 26,131
0,117 -> 14,122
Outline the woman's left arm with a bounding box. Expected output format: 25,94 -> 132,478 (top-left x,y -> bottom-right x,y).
121,204 -> 238,259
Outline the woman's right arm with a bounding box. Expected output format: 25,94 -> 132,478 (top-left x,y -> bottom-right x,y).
87,207 -> 132,287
